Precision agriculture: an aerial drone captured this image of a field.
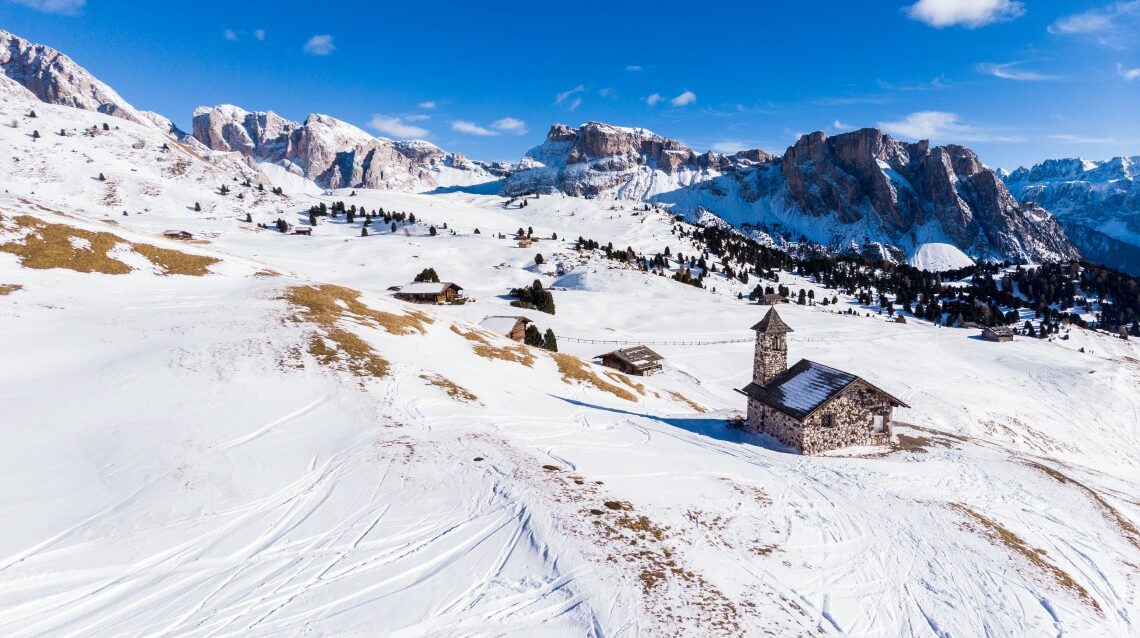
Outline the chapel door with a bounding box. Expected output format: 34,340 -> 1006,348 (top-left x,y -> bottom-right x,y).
873,415 -> 886,433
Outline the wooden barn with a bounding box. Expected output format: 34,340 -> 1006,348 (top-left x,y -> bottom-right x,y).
162,230 -> 193,240
597,345 -> 663,376
981,326 -> 1014,342
479,315 -> 532,341
737,308 -> 908,455
755,293 -> 788,305
394,282 -> 463,304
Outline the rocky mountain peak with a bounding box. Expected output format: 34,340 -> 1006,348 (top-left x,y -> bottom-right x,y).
0,29 -> 146,125
189,104 -> 497,192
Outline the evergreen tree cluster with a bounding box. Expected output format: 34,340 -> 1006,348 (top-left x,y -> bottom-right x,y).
509,280 -> 556,315
413,267 -> 440,283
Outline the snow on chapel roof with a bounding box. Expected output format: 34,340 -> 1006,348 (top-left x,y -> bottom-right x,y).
741,360 -> 908,421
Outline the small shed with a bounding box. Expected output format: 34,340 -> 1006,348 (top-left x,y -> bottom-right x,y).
293,227 -> 312,236
394,282 -> 463,304
162,230 -> 193,240
981,326 -> 1014,342
756,293 -> 787,305
597,345 -> 664,376
479,315 -> 532,341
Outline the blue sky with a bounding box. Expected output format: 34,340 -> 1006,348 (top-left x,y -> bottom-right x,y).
2,0 -> 1139,169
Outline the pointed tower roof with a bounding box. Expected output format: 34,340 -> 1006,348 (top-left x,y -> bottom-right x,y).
751,308 -> 793,334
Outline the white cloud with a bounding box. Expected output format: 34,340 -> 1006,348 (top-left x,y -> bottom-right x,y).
223,29 -> 239,41
1049,133 -> 1121,144
403,114 -> 430,122
368,114 -> 428,139
598,87 -> 617,98
976,61 -> 1061,81
555,85 -> 585,105
877,75 -> 949,91
491,117 -> 527,135
417,101 -> 437,110
6,0 -> 84,14
452,120 -> 497,136
646,93 -> 663,106
710,141 -> 746,153
567,97 -> 582,111
877,111 -> 1018,142
1119,62 -> 1140,79
670,90 -> 697,107
905,0 -> 1024,28
625,65 -> 643,72
303,34 -> 335,56
1050,1 -> 1140,47
833,119 -> 855,131
253,28 -> 266,41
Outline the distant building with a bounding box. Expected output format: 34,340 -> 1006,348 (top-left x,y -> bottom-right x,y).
597,345 -> 664,376
737,308 -> 908,455
479,315 -> 532,341
394,282 -> 463,304
981,326 -> 1014,342
162,230 -> 193,240
756,293 -> 788,305
293,227 -> 312,236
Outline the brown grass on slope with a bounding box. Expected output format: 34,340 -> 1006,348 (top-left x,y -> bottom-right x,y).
551,353 -> 637,402
951,503 -> 1100,612
1023,461 -> 1140,552
0,215 -> 217,276
0,284 -> 22,296
282,284 -> 435,380
449,325 -> 535,367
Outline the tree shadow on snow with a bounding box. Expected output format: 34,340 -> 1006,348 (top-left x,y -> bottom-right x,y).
550,395 -> 796,454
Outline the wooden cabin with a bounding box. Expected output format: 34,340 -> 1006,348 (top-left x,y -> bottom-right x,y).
162,230 -> 193,240
737,308 -> 909,455
394,282 -> 464,304
293,227 -> 312,236
755,293 -> 788,305
981,326 -> 1014,342
479,315 -> 532,341
597,345 -> 664,376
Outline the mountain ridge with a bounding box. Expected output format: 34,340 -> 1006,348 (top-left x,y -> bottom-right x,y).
1003,155 -> 1140,274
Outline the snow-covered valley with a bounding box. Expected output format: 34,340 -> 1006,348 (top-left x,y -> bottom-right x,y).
1,78 -> 1139,638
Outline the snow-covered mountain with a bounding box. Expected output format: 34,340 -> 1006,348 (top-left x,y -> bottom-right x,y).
506,123 -> 1078,265
191,104 -> 507,192
0,29 -> 151,126
1003,156 -> 1140,274
502,121 -> 770,200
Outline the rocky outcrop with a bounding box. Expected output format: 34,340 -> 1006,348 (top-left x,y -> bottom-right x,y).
191,105 -> 501,191
506,122 -> 1076,264
0,29 -> 146,125
502,122 -> 760,200
1003,156 -> 1140,273
775,128 -> 1077,262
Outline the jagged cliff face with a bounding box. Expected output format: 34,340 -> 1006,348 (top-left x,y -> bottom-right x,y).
191,105 -> 502,192
0,29 -> 145,125
1004,156 -> 1140,274
775,128 -> 1077,262
505,123 -> 1077,264
502,122 -> 768,200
